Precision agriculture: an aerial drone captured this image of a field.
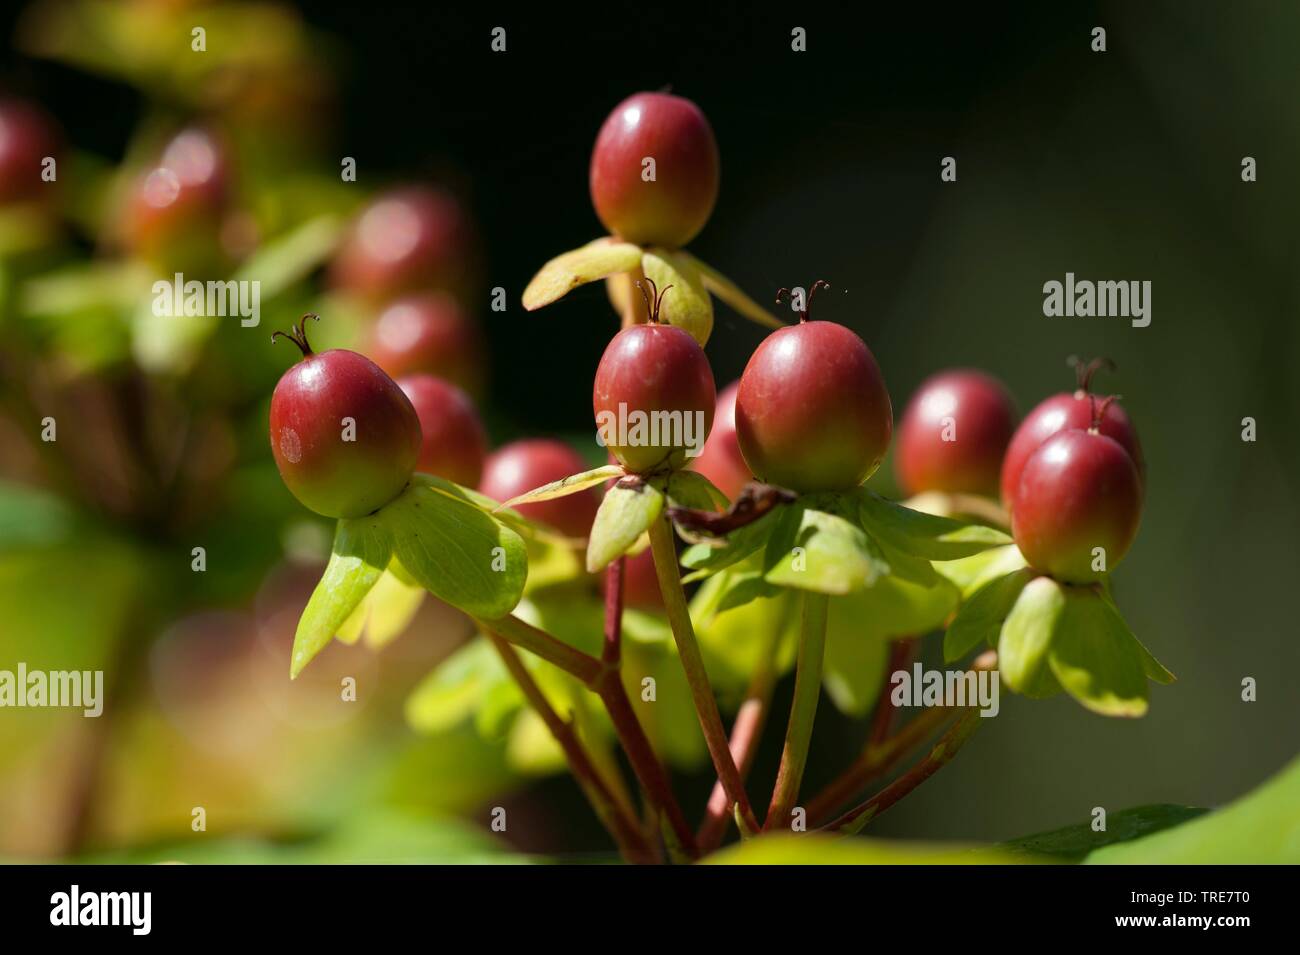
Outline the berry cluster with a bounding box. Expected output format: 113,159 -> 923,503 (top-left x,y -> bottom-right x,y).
275,91 -> 1171,862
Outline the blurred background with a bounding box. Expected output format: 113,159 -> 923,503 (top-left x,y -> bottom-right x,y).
0,0 -> 1295,861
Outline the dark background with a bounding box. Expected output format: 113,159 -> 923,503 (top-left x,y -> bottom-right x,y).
1,0 -> 1296,851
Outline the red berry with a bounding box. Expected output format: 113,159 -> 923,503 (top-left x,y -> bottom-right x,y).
397,374 -> 488,488
1000,383 -> 1144,509
736,286 -> 891,493
589,92 -> 719,248
366,292 -> 484,394
125,128 -> 230,272
690,380 -> 751,501
270,318 -> 421,518
592,293 -> 716,473
479,439 -> 598,539
0,97 -> 60,204
1011,427 -> 1142,584
331,186 -> 470,299
895,369 -> 1017,498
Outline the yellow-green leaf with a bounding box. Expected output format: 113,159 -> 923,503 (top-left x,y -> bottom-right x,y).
642,248 -> 713,345
522,237 -> 643,311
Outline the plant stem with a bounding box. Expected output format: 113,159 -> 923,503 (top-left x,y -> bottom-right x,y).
647,512 -> 760,835
805,705 -> 952,826
594,672 -> 698,858
824,707 -> 983,834
697,613 -> 783,852
764,590 -> 829,830
603,555 -> 624,666
478,609 -> 697,859
806,649 -> 997,825
477,613 -> 603,685
486,633 -> 655,864
867,637 -> 917,747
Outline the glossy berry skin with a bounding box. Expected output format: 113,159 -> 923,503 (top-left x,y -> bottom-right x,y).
895,369 -> 1017,498
736,321 -> 892,493
0,98 -> 60,204
331,186 -> 470,299
593,323 -> 715,474
1011,429 -> 1142,584
126,128 -> 229,272
589,92 -> 719,248
691,381 -> 751,501
270,350 -> 421,518
367,292 -> 484,395
397,374 -> 488,488
1000,391 -> 1144,509
479,439 -> 598,539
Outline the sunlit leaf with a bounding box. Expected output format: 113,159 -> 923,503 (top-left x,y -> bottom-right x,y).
641,247 -> 713,345
997,575 -> 1064,698
498,465 -> 622,511
680,506 -> 782,579
382,477 -> 527,620
666,469 -> 728,511
1086,754 -> 1300,864
857,490 -> 1011,560
704,834 -> 1030,865
1048,587 -> 1150,717
934,544 -> 1029,598
944,568 -> 1035,662
291,517 -> 392,678
522,237 -> 643,311
764,506 -> 890,595
586,479 -> 664,573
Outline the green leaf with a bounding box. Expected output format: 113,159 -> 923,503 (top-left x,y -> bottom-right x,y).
233,215 -> 342,300
944,568 -> 1035,662
1099,591 -> 1175,685
666,469 -> 728,511
822,602 -> 890,716
585,479 -> 665,572
714,570 -> 783,613
496,464 -> 621,512
522,237 -> 643,310
291,517 -> 392,678
680,506 -> 782,578
406,637 -> 510,734
1086,754 -> 1300,864
841,572 -> 961,642
642,248 -> 713,345
1047,588 -> 1150,717
934,544 -> 1029,598
998,575 -> 1065,698
857,490 -> 1012,560
381,477 -> 527,620
764,506 -> 890,595
692,565 -> 800,696
704,834 -> 1030,865
681,252 -> 785,330
336,556 -> 426,648
1001,805 -> 1207,861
